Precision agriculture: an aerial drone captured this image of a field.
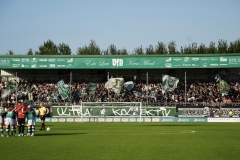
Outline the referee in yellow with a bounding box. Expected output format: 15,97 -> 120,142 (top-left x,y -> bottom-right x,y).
39,103 -> 46,131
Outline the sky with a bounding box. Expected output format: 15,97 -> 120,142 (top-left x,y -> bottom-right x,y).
0,0 -> 240,54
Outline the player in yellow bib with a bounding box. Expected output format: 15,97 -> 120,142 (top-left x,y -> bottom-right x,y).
39,103 -> 46,131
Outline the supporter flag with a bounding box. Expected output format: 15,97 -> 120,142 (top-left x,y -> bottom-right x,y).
215,69 -> 227,82
133,91 -> 142,98
87,83 -> 98,95
219,79 -> 230,95
105,78 -> 124,94
162,74 -> 179,92
57,80 -> 69,100
1,81 -> 17,98
124,81 -> 134,91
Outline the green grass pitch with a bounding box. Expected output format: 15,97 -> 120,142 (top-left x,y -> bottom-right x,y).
1,122 -> 239,160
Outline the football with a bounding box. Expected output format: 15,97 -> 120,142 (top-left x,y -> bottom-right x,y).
47,127 -> 50,131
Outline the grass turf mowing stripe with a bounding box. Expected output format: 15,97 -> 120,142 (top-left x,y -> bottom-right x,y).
0,122 -> 239,160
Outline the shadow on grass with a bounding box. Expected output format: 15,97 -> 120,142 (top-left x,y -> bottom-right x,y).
36,133 -> 87,136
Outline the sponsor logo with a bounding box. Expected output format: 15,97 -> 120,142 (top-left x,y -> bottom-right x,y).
220,57 -> 227,62
165,63 -> 172,68
39,65 -> 48,67
194,118 -> 206,122
83,118 -> 88,122
152,118 -> 159,122
57,65 -> 66,67
13,64 -> 20,67
130,118 -> 136,122
145,118 -> 151,122
165,57 -> 172,62
67,118 -> 73,122
162,118 -> 174,122
210,64 -> 218,66
112,59 -> 123,67
201,58 -> 209,61
21,58 -> 29,62
211,58 -> 218,61
173,58 -> 181,61
192,64 -> 199,66
49,64 -> 56,68
106,118 -> 112,122
75,118 -> 81,122
31,58 -> 37,62
48,59 -> 56,62
12,59 -> 20,62
39,59 -> 48,61
203,63 -> 207,67
59,118 -> 65,122
219,64 -> 228,66
67,58 -> 73,63
98,118 -> 104,122
114,118 -> 120,122
122,118 -> 128,122
229,58 -> 240,64
184,57 -> 189,62
183,64 -> 191,66
31,64 -> 37,68
192,58 -> 199,61
52,118 -> 58,122
178,118 -> 190,122
57,59 -> 66,62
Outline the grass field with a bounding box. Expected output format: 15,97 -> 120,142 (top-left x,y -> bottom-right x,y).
0,122 -> 239,160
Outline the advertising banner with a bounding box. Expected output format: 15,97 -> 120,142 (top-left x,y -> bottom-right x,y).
1,56 -> 240,69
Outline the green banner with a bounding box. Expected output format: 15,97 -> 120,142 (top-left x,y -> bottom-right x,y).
1,56 -> 240,69
52,106 -> 177,117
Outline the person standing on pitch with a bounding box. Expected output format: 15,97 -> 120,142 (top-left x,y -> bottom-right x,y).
26,101 -> 36,136
39,103 -> 46,131
5,105 -> 17,137
0,103 -> 7,137
15,101 -> 28,136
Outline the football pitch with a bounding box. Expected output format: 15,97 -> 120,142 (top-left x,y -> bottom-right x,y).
1,122 -> 239,160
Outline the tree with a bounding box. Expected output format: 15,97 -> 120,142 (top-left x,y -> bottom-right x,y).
37,40 -> 58,55
168,41 -> 177,54
108,44 -> 118,55
217,39 -> 228,53
155,42 -> 168,54
191,42 -> 198,54
76,40 -> 101,55
58,43 -> 72,55
133,45 -> 144,55
208,41 -> 217,54
117,48 -> 128,55
197,43 -> 208,54
145,44 -> 155,55
7,50 -> 14,55
27,48 -> 33,55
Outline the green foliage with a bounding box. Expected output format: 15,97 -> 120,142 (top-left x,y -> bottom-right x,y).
155,42 -> 168,54
58,43 -> 72,55
134,45 -> 144,55
27,48 -> 33,55
76,40 -> 101,55
7,50 -> 14,55
8,38 -> 240,55
37,39 -> 58,55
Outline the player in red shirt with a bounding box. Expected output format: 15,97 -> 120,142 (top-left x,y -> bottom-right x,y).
15,101 -> 29,136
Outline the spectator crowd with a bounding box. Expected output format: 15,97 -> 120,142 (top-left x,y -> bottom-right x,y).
1,78 -> 240,107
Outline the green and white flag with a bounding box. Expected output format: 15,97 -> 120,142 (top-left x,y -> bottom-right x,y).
57,80 -> 69,100
219,79 -> 230,95
124,81 -> 134,91
1,81 -> 17,98
162,75 -> 179,92
105,78 -> 124,94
